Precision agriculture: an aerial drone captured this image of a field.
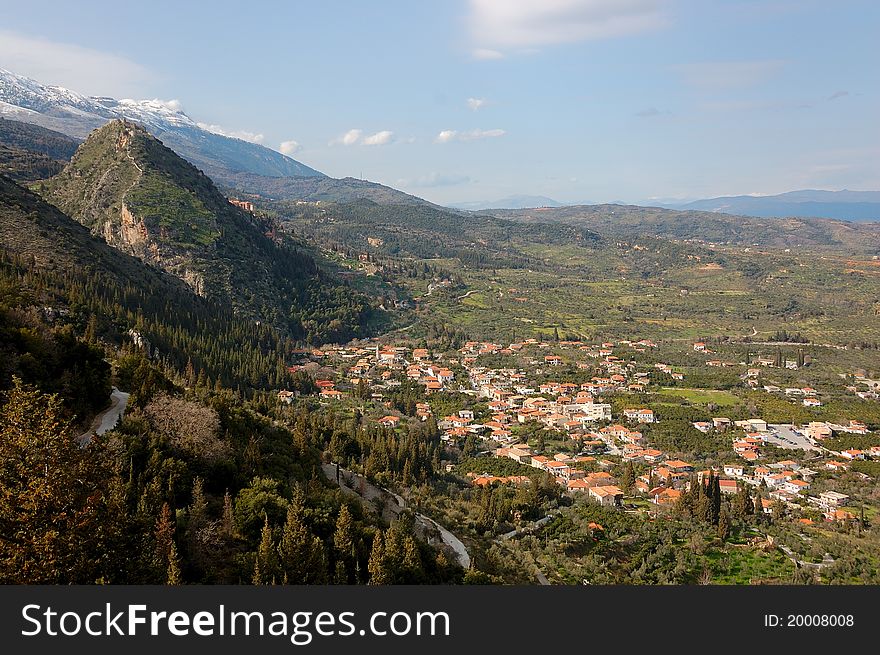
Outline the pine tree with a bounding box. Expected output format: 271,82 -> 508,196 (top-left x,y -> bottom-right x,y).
167,542 -> 183,585
368,531 -> 390,585
278,491 -> 327,584
221,491 -> 235,538
253,516 -> 277,585
0,378 -> 120,583
333,505 -> 356,583
333,560 -> 348,585
154,503 -> 176,576
402,535 -> 423,582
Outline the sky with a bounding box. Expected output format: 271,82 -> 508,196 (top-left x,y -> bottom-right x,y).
0,0 -> 878,204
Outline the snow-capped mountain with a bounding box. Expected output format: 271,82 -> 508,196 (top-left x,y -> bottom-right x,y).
0,68 -> 323,179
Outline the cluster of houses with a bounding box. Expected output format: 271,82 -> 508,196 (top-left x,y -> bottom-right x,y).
848,373 -> 880,401
276,336 -> 876,524
492,444 -> 624,506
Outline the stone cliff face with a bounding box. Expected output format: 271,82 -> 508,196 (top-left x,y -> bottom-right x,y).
41,120 -> 216,298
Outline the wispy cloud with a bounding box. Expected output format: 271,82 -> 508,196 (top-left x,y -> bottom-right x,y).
362,130 -> 395,146
675,60 -> 787,90
398,172 -> 472,188
0,30 -> 157,97
278,140 -> 302,155
196,122 -> 264,144
467,97 -> 488,111
827,90 -> 849,101
468,0 -> 668,56
435,128 -> 506,143
472,48 -> 505,60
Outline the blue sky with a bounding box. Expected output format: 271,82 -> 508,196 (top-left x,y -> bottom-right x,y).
1,0 -> 878,204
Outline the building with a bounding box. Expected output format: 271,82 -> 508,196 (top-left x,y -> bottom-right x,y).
228,198 -> 255,212
589,485 -> 623,507
623,408 -> 656,424
815,491 -> 849,510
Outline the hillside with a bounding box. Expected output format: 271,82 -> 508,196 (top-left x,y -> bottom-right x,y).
215,171 -> 434,206
37,120 -> 373,343
0,68 -> 323,179
483,204 -> 880,254
667,189 -> 880,222
0,117 -> 80,181
272,197 -> 602,269
0,173 -> 301,389
0,143 -> 65,181
0,116 -> 79,159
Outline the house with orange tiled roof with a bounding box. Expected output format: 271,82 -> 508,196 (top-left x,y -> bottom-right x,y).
652,487 -> 682,505
567,479 -> 591,493
589,485 -> 623,506
584,471 -> 616,487
545,461 -> 572,479
378,415 -> 401,428
782,479 -> 810,494
529,455 -> 551,470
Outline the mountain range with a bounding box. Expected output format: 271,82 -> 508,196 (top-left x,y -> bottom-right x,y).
652,189 -> 880,222
0,68 -> 322,180
447,195 -> 566,210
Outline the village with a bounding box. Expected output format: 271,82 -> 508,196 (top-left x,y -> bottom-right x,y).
277,334 -> 880,528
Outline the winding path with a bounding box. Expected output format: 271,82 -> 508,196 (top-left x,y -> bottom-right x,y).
77,387 -> 129,445
322,462 -> 471,569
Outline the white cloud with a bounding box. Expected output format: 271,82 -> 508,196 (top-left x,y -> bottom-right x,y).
0,30 -> 157,97
330,129 -> 363,146
827,90 -> 849,101
330,129 -> 394,146
196,122 -> 265,144
468,0 -> 668,54
472,48 -> 505,60
435,130 -> 458,143
467,97 -> 487,111
435,128 -> 506,143
675,60 -> 786,90
149,99 -> 183,111
362,130 -> 395,146
279,140 -> 302,155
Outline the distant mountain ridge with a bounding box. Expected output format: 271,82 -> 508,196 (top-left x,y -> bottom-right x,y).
482,203 -> 880,253
656,189 -> 880,222
214,170 -> 437,207
448,195 -> 565,210
0,68 -> 323,179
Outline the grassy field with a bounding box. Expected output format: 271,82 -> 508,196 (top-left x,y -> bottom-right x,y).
705,546 -> 797,584
657,387 -> 741,406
